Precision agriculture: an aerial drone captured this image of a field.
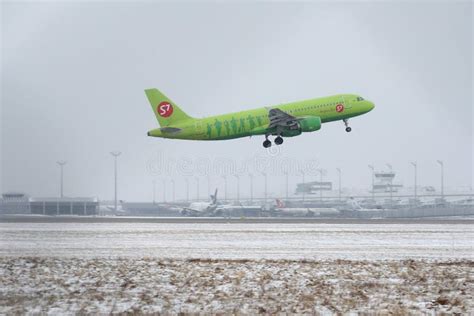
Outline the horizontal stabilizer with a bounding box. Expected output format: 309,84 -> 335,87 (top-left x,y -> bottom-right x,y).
160,127 -> 182,134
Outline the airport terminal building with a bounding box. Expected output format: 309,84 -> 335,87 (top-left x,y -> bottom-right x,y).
0,194 -> 99,216
29,197 -> 99,216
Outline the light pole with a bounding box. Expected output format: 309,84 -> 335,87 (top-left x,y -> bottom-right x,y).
171,179 -> 175,202
368,165 -> 375,201
185,178 -> 189,202
283,171 -> 289,201
234,174 -> 240,202
162,179 -> 166,202
386,163 -> 393,207
336,168 -> 342,202
153,180 -> 156,204
222,175 -> 227,202
411,162 -> 417,205
261,172 -> 267,204
317,169 -> 324,202
437,160 -> 444,199
195,177 -> 200,200
207,175 -> 211,199
300,170 -> 305,202
249,173 -> 254,203
56,160 -> 67,198
110,151 -> 121,212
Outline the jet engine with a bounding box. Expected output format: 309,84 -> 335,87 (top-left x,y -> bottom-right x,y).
280,116 -> 322,137
299,116 -> 322,132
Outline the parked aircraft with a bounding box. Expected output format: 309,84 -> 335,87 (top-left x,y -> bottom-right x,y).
181,189 -> 233,216
273,199 -> 339,217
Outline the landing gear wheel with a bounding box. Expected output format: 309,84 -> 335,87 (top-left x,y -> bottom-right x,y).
343,119 -> 351,132
274,136 -> 284,145
263,139 -> 272,148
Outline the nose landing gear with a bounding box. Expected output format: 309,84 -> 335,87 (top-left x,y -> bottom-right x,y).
343,119 -> 352,132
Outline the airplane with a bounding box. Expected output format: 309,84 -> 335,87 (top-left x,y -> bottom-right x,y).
273,199 -> 339,217
98,200 -> 127,216
181,189 -> 232,216
144,88 -> 375,147
341,197 -> 388,212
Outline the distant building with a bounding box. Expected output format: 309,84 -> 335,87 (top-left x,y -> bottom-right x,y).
0,192 -> 30,214
295,181 -> 332,195
29,197 -> 99,216
371,171 -> 403,193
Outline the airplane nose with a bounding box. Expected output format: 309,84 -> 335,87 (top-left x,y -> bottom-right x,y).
367,101 -> 375,111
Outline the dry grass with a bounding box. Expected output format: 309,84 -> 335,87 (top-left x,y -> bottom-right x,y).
0,257 -> 473,314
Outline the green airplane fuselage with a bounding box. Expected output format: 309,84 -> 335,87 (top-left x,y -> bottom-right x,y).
146,92 -> 374,140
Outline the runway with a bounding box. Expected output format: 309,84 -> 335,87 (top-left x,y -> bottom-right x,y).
1,214 -> 473,224
1,221 -> 473,260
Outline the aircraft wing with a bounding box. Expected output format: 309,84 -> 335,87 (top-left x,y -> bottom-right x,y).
267,108 -> 298,129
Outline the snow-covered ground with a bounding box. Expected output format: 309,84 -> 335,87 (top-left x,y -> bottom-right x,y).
1,222 -> 473,314
1,257 -> 472,314
1,222 -> 473,260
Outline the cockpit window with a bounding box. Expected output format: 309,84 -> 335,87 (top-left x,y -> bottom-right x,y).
356,97 -> 364,101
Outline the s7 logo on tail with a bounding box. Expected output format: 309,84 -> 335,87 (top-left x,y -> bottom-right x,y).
158,102 -> 173,117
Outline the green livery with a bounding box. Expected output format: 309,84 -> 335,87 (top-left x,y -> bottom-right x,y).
145,88 -> 374,147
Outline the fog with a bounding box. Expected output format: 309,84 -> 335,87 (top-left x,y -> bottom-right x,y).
1,2 -> 472,201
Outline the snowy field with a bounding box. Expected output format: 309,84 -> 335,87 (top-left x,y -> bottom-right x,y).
1,222 -> 473,260
1,222 -> 473,314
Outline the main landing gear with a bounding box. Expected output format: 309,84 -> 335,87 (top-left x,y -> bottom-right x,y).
343,119 -> 352,132
274,136 -> 284,145
262,135 -> 284,148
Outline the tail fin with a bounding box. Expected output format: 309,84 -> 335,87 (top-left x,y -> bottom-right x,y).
276,198 -> 285,208
145,88 -> 194,127
210,188 -> 218,204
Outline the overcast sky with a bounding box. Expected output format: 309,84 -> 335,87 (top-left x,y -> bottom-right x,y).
1,1 -> 472,202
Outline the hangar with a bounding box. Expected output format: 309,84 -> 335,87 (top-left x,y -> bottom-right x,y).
29,197 -> 98,216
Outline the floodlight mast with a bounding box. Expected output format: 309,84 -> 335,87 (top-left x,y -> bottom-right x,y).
283,171 -> 289,201
261,172 -> 267,204
411,162 -> 417,204
195,177 -> 200,200
56,160 -> 67,198
221,175 -> 227,202
317,169 -> 325,202
437,160 -> 444,199
110,151 -> 121,212
368,165 -> 375,201
170,179 -> 175,202
185,178 -> 189,202
386,163 -> 393,207
248,173 -> 254,203
299,170 -> 305,202
336,168 -> 342,202
234,175 -> 240,202
153,180 -> 156,204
